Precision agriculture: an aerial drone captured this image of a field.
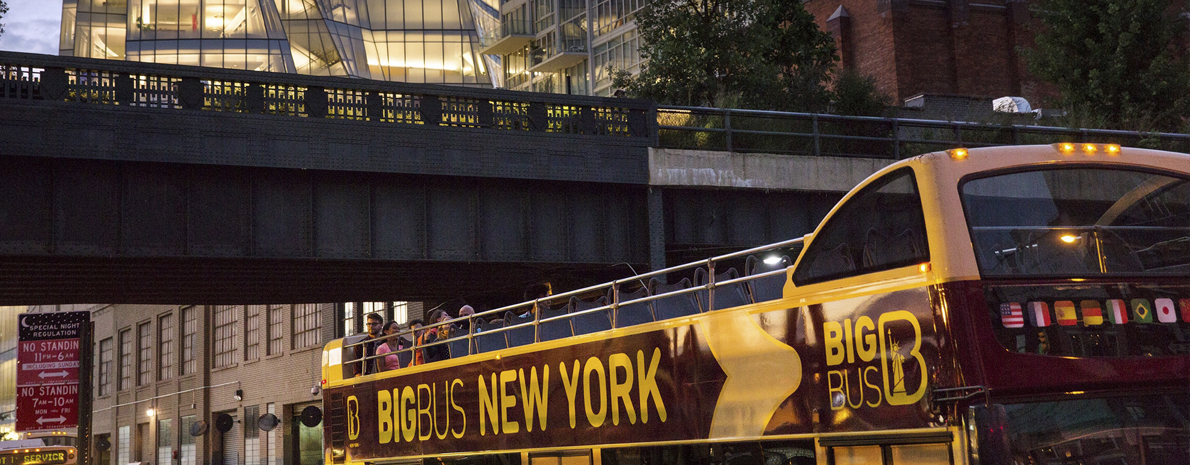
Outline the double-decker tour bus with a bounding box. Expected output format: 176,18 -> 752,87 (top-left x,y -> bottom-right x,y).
320,143 -> 1190,465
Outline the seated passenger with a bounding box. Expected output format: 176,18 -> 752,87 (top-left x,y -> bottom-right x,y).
409,319 -> 426,366
374,321 -> 408,371
455,305 -> 476,334
419,311 -> 451,364
352,312 -> 384,376
521,283 -> 552,317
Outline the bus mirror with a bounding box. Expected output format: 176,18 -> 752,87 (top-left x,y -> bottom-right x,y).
968,404 -> 1011,465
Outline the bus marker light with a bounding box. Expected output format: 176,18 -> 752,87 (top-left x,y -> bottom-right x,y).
919,263 -> 931,273
1058,142 -> 1076,154
1082,144 -> 1097,154
1105,144 -> 1121,155
948,148 -> 968,160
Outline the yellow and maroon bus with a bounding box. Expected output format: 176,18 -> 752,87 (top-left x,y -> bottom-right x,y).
320,143 -> 1190,465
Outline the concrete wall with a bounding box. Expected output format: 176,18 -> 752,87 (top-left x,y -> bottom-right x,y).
649,148 -> 894,193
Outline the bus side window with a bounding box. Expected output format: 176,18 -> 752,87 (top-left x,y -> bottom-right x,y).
793,168 -> 929,286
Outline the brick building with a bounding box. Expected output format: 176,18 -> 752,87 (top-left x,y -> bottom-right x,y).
9,302 -> 423,465
804,0 -> 1047,107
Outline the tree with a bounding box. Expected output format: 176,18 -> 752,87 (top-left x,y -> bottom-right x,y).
830,69 -> 890,117
1025,0 -> 1190,132
613,0 -> 837,112
0,0 -> 8,38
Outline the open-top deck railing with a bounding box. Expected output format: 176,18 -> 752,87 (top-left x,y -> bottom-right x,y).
656,105 -> 1190,159
0,51 -> 655,140
346,235 -> 806,375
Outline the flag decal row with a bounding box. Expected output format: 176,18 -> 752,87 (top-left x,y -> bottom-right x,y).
1000,298 -> 1190,328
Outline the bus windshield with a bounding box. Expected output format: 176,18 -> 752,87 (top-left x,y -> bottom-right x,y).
962,167 -> 1190,277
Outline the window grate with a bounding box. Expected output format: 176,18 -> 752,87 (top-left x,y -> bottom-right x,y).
327,88 -> 367,120
204,80 -> 248,112
0,65 -> 43,100
68,69 -> 117,104
130,74 -> 181,108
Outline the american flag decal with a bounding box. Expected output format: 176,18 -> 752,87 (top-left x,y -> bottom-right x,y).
1000,302 -> 1024,328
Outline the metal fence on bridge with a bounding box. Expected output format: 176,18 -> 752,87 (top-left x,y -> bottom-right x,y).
4,51 -> 1189,159
657,105 -> 1190,158
0,51 -> 654,140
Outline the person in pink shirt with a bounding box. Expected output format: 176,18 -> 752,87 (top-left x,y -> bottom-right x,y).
374,321 -> 409,371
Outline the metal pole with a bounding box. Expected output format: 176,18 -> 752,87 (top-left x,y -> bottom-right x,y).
812,114 -> 820,157
79,320 -> 93,465
724,109 -> 732,152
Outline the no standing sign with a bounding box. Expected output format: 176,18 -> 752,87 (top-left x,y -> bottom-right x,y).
16,312 -> 89,433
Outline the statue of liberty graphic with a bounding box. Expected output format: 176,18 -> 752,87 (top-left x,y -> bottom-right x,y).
887,328 -> 907,395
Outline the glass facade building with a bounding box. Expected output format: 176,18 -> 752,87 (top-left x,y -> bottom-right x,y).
481,0 -> 645,96
60,0 -> 500,87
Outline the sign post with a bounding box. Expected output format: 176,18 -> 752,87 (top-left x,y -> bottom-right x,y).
16,311 -> 90,451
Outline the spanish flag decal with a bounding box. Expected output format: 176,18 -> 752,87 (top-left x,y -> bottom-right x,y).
1055,301 -> 1077,326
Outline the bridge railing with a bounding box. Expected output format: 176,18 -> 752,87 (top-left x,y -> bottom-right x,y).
0,51 -> 655,141
657,105 -> 1190,158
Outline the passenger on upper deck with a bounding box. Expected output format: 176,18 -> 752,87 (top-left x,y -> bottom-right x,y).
419,310 -> 452,364
374,321 -> 407,371
455,305 -> 475,334
521,283 -> 552,317
353,312 -> 384,376
408,319 -> 426,365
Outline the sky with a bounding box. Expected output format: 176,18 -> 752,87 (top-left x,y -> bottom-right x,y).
0,0 -> 62,55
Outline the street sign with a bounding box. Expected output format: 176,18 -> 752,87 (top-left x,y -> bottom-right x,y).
15,384 -> 78,429
16,339 -> 81,386
16,312 -> 89,433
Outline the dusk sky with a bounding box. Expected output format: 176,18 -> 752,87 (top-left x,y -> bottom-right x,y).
0,0 -> 62,55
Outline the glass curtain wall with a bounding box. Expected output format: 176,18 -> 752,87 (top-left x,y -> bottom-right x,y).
62,0 -> 494,86
364,0 -> 490,85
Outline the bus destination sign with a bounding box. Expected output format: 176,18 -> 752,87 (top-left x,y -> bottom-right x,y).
0,447 -> 76,465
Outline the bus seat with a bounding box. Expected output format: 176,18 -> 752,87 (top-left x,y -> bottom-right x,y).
694,267 -> 751,311
474,318 -> 508,353
816,243 -> 856,277
863,228 -> 923,268
446,336 -> 471,359
571,296 -> 612,334
395,352 -> 414,368
505,311 -> 536,347
745,254 -> 791,303
649,277 -> 700,320
612,287 -> 655,327
538,305 -> 574,341
342,334 -> 367,378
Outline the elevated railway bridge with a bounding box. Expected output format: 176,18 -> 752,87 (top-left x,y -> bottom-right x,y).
2,51 -> 1187,304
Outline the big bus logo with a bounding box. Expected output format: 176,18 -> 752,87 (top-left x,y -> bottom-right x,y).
823,310 -> 927,410
347,395 -> 361,440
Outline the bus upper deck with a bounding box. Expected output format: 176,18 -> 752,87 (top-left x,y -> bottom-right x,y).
322,144 -> 1190,465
